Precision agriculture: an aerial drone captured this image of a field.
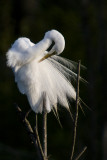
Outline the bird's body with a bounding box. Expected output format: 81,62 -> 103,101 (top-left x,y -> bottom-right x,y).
6,30 -> 76,113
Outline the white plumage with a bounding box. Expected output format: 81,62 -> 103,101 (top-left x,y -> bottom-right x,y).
6,30 -> 76,113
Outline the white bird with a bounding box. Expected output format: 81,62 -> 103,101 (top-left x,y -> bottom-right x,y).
6,30 -> 77,113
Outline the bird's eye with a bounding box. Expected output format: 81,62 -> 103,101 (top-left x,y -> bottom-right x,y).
47,41 -> 55,52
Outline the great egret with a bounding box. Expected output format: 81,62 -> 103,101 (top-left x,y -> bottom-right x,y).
6,30 -> 77,113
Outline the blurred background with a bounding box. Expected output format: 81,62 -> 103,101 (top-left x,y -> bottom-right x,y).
0,0 -> 107,160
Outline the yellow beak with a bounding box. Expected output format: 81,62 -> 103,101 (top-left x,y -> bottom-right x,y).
38,52 -> 56,62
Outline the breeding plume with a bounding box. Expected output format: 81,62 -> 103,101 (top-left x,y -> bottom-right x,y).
6,30 -> 76,113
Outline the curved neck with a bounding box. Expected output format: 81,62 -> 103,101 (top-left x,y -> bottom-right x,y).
21,38 -> 52,65
33,38 -> 52,54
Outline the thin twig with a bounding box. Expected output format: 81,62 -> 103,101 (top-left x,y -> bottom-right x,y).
70,60 -> 81,160
74,146 -> 87,160
15,105 -> 36,145
15,104 -> 43,160
25,109 -> 32,119
43,92 -> 48,160
34,114 -> 45,160
15,105 -> 39,151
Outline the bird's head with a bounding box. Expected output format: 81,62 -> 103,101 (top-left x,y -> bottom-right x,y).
39,30 -> 65,62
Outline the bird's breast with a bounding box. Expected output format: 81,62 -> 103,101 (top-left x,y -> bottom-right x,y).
15,60 -> 39,92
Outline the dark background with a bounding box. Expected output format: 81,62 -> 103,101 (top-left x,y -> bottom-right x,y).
0,0 -> 107,160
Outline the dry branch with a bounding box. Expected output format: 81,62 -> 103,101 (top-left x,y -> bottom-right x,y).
70,60 -> 87,160
15,104 -> 44,160
70,60 -> 80,160
42,92 -> 48,160
34,114 -> 45,160
75,146 -> 87,160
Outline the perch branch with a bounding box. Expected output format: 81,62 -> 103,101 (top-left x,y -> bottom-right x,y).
74,146 -> 87,160
70,60 -> 81,160
15,104 -> 44,160
15,105 -> 37,147
34,114 -> 45,160
43,92 -> 48,160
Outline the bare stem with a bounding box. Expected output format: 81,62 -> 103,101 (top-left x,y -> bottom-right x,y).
43,92 -> 48,160
15,104 -> 41,159
34,114 -> 45,160
15,104 -> 47,160
74,146 -> 87,160
70,60 -> 81,160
